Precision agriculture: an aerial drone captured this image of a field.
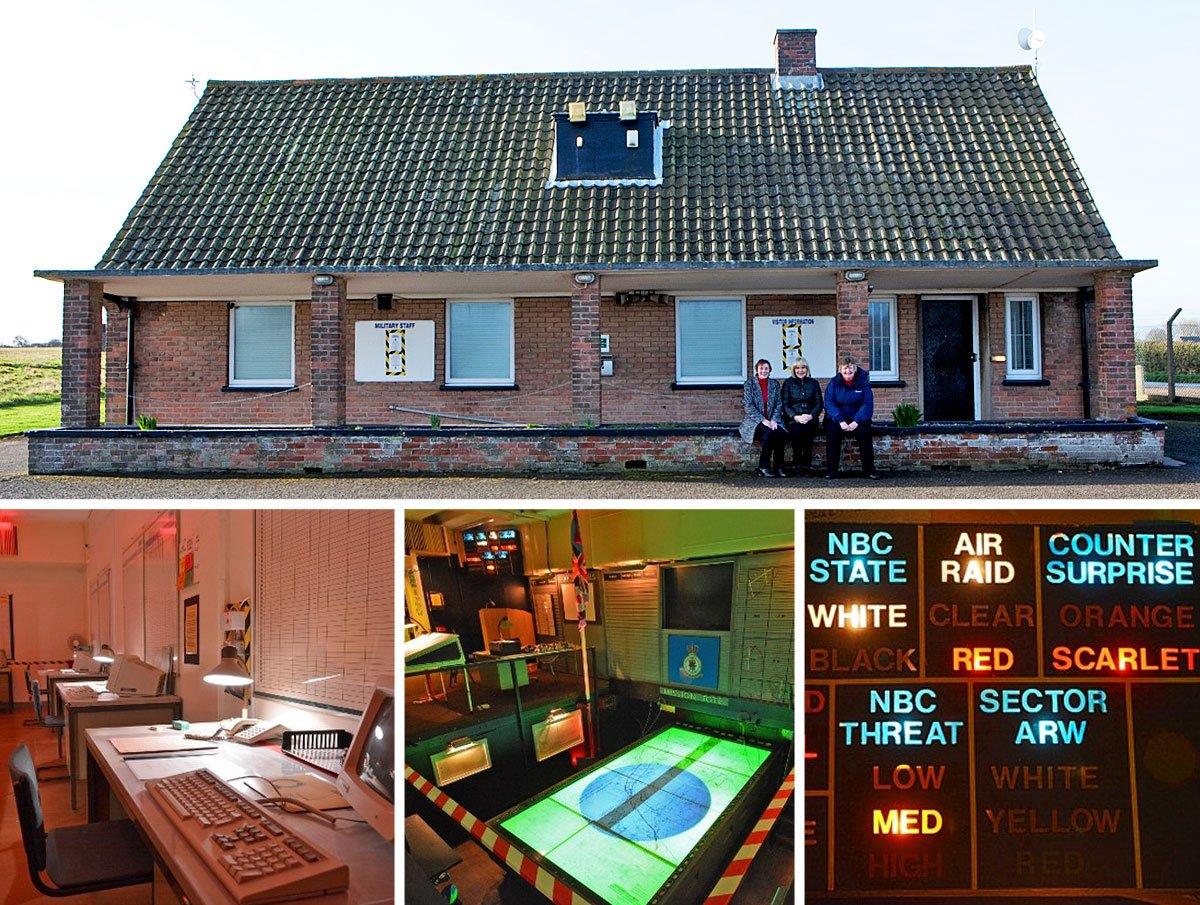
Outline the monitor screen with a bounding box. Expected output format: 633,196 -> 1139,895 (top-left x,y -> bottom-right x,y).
337,682 -> 395,841
663,562 -> 735,631
358,694 -> 394,804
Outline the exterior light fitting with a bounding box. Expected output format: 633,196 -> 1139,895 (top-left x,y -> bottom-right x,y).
313,273 -> 335,286
573,271 -> 597,286
843,270 -> 867,282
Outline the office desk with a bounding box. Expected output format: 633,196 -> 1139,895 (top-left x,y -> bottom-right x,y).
86,725 -> 395,905
41,668 -> 105,717
58,682 -> 182,809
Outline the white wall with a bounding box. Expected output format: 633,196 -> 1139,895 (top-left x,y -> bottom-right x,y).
0,518 -> 87,702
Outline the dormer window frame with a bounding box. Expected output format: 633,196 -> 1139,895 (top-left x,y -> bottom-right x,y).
546,111 -> 668,189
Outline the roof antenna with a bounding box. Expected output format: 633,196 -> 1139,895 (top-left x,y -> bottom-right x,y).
186,74 -> 201,99
1017,9 -> 1047,77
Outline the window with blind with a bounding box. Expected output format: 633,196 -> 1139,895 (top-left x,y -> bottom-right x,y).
675,297 -> 746,383
228,302 -> 295,387
446,300 -> 514,385
254,510 -> 394,713
1005,294 -> 1042,379
868,296 -> 898,379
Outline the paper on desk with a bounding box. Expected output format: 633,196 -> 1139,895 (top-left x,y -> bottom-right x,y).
126,754 -> 241,782
111,735 -> 218,755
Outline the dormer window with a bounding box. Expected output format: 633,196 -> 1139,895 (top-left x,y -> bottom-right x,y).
547,105 -> 664,187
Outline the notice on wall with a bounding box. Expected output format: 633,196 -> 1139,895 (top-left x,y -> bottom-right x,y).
807,520 -> 1200,894
354,320 -> 435,382
752,316 -> 836,379
805,524 -> 919,679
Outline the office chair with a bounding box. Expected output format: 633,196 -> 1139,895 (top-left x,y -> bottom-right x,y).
9,744 -> 154,897
23,668 -> 49,726
28,679 -> 68,778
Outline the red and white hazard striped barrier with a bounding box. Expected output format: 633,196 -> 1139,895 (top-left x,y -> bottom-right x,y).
404,765 -> 594,905
703,769 -> 795,905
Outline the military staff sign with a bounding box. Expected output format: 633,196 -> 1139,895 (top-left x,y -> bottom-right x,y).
354,320 -> 435,381
805,518 -> 1200,894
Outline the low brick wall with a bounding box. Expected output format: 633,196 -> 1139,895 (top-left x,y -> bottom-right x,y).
26,420 -> 1165,476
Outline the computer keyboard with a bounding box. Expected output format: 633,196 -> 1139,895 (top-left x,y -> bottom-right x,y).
146,768 -> 349,904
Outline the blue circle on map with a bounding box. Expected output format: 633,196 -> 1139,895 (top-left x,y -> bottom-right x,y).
579,764 -> 711,840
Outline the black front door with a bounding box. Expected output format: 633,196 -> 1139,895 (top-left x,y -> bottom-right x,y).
921,298 -> 976,421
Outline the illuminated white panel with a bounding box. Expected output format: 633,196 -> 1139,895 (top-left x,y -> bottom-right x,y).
533,708 -> 585,762
431,738 -> 492,785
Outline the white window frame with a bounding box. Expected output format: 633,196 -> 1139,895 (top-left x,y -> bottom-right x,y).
867,295 -> 899,380
227,300 -> 295,388
444,299 -> 516,387
674,296 -> 747,385
1004,293 -> 1042,379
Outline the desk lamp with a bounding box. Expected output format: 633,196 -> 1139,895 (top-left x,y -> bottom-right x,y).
94,643 -> 116,675
204,646 -> 252,718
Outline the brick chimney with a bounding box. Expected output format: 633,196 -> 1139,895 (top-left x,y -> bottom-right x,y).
774,29 -> 822,89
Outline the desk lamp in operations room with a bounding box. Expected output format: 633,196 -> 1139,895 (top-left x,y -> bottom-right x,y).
204,646 -> 252,718
94,643 -> 116,674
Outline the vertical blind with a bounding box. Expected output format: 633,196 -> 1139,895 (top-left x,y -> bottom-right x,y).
677,299 -> 743,380
232,304 -> 293,383
447,301 -> 513,382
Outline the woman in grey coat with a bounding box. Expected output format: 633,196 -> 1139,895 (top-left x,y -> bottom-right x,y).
740,359 -> 789,477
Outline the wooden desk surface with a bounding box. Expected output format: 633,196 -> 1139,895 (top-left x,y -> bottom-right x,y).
86,724 -> 395,905
41,668 -> 103,680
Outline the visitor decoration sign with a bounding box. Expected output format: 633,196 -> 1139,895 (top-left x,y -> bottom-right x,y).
807,519 -> 1200,894
752,315 -> 836,378
354,320 -> 435,381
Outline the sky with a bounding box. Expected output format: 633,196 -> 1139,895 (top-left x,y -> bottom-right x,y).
1,0 -> 1196,343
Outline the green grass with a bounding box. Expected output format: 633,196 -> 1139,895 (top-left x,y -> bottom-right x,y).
1139,403 -> 1200,420
0,347 -> 62,435
1142,370 -> 1200,383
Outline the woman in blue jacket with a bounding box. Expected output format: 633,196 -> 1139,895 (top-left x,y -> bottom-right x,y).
823,355 -> 880,479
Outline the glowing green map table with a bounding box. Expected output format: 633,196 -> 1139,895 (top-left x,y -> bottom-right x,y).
495,725 -> 774,905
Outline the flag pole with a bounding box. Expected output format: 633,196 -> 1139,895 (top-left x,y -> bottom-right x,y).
578,585 -> 594,757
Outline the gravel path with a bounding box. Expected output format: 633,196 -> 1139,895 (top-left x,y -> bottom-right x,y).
1,429 -> 1198,500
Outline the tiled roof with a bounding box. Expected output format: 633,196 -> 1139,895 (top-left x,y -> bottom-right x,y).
96,66 -> 1122,272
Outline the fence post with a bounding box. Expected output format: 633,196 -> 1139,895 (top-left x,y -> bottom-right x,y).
1167,307 -> 1183,404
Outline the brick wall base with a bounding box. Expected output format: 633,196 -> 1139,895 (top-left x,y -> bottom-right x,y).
27,421 -> 1165,476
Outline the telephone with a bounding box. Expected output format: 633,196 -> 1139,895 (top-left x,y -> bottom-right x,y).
186,718 -> 286,745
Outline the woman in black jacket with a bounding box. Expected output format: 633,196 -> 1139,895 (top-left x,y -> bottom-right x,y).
781,358 -> 824,473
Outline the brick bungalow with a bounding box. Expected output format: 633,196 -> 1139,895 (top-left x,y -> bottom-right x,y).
32,28 -> 1160,476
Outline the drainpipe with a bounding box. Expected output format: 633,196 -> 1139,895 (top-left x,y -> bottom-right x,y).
125,308 -> 135,424
104,293 -> 136,425
1077,288 -> 1093,420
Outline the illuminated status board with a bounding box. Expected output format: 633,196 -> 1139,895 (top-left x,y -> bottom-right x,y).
805,522 -> 1200,894
461,527 -> 522,574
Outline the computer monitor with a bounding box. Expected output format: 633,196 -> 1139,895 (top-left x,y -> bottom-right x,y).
336,681 -> 394,841
105,654 -> 165,696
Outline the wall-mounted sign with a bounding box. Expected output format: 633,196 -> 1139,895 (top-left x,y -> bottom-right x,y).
666,634 -> 721,690
183,595 -> 200,665
807,519 -> 1200,895
354,320 -> 435,382
752,316 -> 837,379
924,525 -> 1037,677
806,523 -> 919,678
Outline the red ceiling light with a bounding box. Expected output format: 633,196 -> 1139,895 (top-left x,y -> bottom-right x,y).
0,519 -> 16,556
